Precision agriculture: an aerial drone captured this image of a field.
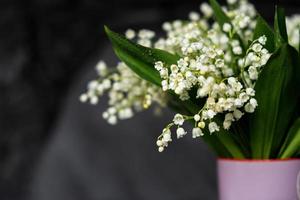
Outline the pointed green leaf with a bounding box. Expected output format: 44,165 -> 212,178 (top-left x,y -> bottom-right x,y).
112,47 -> 161,86
253,15 -> 275,52
104,26 -> 179,86
250,44 -> 300,159
274,7 -> 288,48
279,118 -> 300,158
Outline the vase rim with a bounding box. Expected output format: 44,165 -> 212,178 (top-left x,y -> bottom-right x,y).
218,157 -> 300,162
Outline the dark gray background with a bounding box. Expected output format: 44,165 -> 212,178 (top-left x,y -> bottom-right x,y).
0,0 -> 300,199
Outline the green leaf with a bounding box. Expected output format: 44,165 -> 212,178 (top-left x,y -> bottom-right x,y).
112,47 -> 161,86
104,26 -> 179,86
253,15 -> 275,52
279,118 -> 300,158
274,7 -> 288,48
250,44 -> 300,159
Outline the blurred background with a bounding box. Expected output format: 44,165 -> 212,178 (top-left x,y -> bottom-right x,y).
0,0 -> 300,199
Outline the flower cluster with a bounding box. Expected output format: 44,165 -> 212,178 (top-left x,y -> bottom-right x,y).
81,0 -> 300,153
80,61 -> 167,125
153,0 -> 272,151
238,36 -> 271,86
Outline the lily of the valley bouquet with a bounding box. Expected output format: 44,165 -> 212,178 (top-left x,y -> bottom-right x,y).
81,0 -> 300,160
81,0 -> 300,159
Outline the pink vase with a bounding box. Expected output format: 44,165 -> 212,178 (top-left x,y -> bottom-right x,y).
218,158 -> 300,200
